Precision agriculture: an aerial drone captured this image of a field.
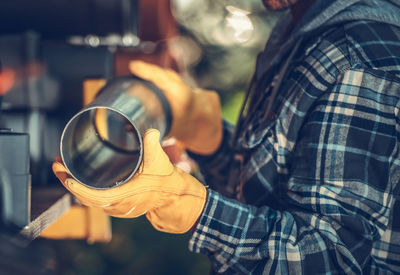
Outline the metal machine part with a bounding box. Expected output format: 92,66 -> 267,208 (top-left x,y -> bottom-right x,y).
0,31 -> 116,186
0,0 -> 138,39
60,76 -> 171,189
0,130 -> 30,229
0,59 -> 31,230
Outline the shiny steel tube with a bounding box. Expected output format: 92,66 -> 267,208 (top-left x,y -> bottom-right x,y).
60,76 -> 171,189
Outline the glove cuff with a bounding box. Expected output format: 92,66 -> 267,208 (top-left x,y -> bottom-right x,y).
146,170 -> 207,234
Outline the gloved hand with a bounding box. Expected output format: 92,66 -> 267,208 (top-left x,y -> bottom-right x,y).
53,129 -> 207,234
129,61 -> 222,155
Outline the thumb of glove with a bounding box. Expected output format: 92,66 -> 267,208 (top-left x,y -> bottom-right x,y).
141,129 -> 174,176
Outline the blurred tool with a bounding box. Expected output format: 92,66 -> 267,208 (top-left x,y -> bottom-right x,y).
0,60 -> 31,231
0,0 -> 138,39
0,0 -> 142,188
0,130 -> 30,230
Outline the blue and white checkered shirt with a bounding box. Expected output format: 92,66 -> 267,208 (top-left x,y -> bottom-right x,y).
188,18 -> 400,274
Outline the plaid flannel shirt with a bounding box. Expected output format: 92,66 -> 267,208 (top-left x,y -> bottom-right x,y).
188,19 -> 400,274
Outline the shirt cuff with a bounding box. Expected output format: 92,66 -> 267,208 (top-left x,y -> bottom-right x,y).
188,189 -> 253,272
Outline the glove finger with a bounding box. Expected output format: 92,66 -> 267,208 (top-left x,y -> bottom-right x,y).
52,159 -> 142,210
64,178 -> 122,207
129,61 -> 187,98
72,191 -> 112,209
102,192 -> 157,218
54,176 -> 96,206
67,185 -> 109,207
52,160 -> 71,184
51,160 -> 101,206
64,175 -> 149,207
104,204 -> 148,218
52,161 -> 109,206
103,205 -> 136,218
141,129 -> 174,175
129,61 -> 179,86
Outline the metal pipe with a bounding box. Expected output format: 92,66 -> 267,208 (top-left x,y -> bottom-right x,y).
60,76 -> 171,189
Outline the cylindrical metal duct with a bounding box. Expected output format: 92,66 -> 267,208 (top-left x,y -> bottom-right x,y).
60,76 -> 171,189
0,129 -> 30,229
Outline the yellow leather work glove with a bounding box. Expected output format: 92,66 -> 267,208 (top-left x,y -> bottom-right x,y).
129,61 -> 223,155
52,129 -> 207,234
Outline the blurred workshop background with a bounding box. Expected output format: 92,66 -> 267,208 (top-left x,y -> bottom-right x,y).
0,0 -> 279,274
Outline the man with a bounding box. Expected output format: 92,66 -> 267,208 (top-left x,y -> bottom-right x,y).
53,0 -> 400,273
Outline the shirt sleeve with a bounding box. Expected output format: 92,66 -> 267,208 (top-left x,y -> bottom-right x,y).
187,120 -> 236,195
189,68 -> 400,274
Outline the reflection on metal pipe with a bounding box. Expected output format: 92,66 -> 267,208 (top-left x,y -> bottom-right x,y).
60,76 -> 171,189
